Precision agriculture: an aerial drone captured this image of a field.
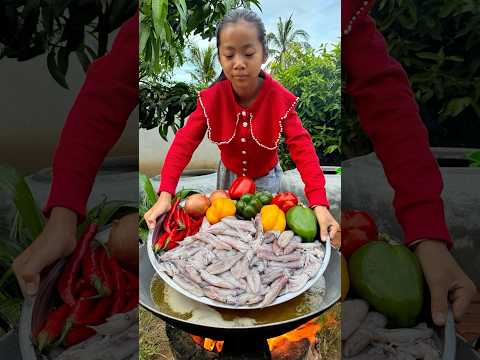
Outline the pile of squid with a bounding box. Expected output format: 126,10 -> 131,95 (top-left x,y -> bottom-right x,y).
35,214 -> 138,354
342,299 -> 441,359
156,214 -> 326,307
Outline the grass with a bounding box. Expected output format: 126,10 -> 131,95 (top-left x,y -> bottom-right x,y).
315,303 -> 341,359
139,306 -> 173,360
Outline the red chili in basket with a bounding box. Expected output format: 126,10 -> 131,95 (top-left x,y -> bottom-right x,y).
109,256 -> 126,315
36,303 -> 71,352
69,288 -> 98,326
164,198 -> 180,233
57,199 -> 107,306
154,232 -> 169,253
123,290 -> 138,312
98,247 -> 113,296
63,326 -> 96,348
81,295 -> 113,325
123,269 -> 139,291
82,245 -> 109,297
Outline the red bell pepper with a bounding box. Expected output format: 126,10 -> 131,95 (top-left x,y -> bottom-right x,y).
271,192 -> 299,213
228,176 -> 256,199
341,209 -> 379,258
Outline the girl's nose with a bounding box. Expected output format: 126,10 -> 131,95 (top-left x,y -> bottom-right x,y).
233,56 -> 246,70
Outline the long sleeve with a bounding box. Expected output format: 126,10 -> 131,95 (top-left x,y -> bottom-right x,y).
284,111 -> 329,208
158,99 -> 208,195
343,14 -> 452,248
44,13 -> 138,220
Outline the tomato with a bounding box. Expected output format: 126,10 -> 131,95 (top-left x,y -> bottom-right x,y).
341,209 -> 378,258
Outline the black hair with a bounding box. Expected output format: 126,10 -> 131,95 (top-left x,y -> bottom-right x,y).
210,8 -> 268,86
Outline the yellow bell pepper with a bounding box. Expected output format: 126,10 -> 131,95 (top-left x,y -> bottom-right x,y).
260,204 -> 286,232
206,198 -> 236,224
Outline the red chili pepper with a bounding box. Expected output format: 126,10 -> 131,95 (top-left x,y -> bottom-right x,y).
82,245 -> 109,297
109,257 -> 126,315
70,288 -> 98,325
63,326 -> 96,348
36,303 -> 71,352
271,192 -> 299,213
122,290 -> 138,312
228,176 -> 256,199
98,247 -> 113,296
57,227 -> 96,307
123,269 -> 139,291
81,295 -> 113,325
166,227 -> 187,250
154,232 -> 170,253
164,198 -> 180,233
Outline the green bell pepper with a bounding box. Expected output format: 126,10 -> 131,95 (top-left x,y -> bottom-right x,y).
286,205 -> 318,242
255,191 -> 273,206
236,193 -> 263,219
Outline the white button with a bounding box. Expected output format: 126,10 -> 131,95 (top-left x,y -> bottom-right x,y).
242,122 -> 248,127
242,111 -> 247,116
242,173 -> 246,176
242,168 -> 247,172
242,160 -> 247,164
241,138 -> 246,143
241,150 -> 246,155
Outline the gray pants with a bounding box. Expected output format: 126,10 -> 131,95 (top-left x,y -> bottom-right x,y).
216,161 -> 283,193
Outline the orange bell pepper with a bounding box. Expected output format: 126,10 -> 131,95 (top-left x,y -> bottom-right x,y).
206,198 -> 236,224
260,204 -> 286,232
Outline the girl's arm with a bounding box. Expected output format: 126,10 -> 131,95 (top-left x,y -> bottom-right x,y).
343,14 -> 452,248
44,13 -> 138,221
283,111 -> 329,208
158,100 -> 208,195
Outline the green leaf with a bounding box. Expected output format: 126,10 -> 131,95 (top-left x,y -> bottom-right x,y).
443,97 -> 472,118
57,47 -> 70,76
77,199 -> 137,237
152,0 -> 168,38
75,47 -> 91,73
139,173 -> 158,207
0,165 -> 45,241
47,50 -> 69,89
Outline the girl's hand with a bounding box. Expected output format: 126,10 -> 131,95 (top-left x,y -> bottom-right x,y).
313,205 -> 341,248
414,239 -> 477,326
13,207 -> 77,297
144,192 -> 172,230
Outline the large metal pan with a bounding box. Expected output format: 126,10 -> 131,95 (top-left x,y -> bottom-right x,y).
139,241 -> 341,340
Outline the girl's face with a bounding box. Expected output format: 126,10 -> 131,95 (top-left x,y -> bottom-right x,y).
218,20 -> 266,95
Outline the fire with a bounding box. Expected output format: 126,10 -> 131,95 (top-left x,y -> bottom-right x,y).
267,317 -> 321,351
189,313 -> 339,355
191,335 -> 224,353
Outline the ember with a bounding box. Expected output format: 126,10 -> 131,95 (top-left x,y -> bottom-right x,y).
188,313 -> 340,359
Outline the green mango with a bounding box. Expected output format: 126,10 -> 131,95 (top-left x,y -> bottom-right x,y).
349,241 -> 424,327
286,205 -> 317,242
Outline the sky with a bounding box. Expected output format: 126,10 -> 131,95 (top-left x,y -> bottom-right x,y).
173,0 -> 340,82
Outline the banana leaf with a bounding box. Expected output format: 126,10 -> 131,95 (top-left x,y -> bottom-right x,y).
139,172 -> 158,207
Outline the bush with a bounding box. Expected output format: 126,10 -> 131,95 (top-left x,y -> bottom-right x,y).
370,0 -> 480,148
273,43 -> 342,168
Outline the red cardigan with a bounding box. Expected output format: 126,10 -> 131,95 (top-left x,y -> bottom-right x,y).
45,3 -> 452,248
159,72 -> 329,208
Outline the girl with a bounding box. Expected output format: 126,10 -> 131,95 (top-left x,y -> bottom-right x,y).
143,9 -> 341,244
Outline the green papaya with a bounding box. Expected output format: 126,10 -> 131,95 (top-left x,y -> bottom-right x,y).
286,205 -> 317,242
348,241 -> 424,327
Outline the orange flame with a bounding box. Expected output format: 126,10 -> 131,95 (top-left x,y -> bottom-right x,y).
267,317 -> 321,351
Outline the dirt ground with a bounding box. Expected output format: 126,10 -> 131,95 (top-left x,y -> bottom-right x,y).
139,306 -> 174,360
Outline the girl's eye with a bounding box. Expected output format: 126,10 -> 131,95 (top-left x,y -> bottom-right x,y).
246,53 -> 255,57
225,55 -> 233,59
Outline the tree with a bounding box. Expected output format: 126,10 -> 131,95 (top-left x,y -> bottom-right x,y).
266,14 -> 310,73
140,0 -> 261,74
188,44 -> 218,86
